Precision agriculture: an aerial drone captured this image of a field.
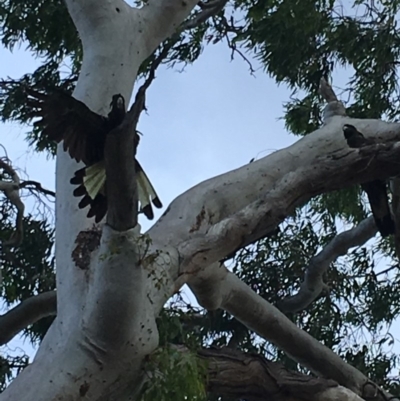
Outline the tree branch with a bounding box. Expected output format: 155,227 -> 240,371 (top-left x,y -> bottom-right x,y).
0,160 -> 54,250
140,0 -> 202,54
177,140 -> 400,279
187,267 -> 397,401
195,347 -> 363,401
319,78 -> 347,121
319,78 -> 399,259
278,216 -> 377,313
149,115 -> 400,254
0,291 -> 57,346
176,139 -> 400,399
0,158 -> 25,247
19,180 -> 55,198
319,77 -> 339,103
144,102 -> 400,401
181,0 -> 227,31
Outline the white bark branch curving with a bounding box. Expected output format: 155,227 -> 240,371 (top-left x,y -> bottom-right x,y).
278,216 -> 377,313
152,113 -> 400,401
0,291 -> 56,346
174,134 -> 400,283
140,0 -> 201,54
149,116 -> 400,248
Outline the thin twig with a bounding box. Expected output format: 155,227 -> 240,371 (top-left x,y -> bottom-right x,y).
126,38 -> 178,123
20,180 -> 55,198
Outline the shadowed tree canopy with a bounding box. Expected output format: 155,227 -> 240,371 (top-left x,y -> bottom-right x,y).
0,0 -> 400,400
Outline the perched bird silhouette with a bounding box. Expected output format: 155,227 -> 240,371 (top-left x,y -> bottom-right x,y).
26,88 -> 162,222
342,124 -> 395,237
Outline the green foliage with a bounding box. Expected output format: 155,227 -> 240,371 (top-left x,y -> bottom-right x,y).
244,0 -> 335,90
0,0 -> 79,57
0,63 -> 76,155
231,0 -> 400,133
0,193 -> 55,343
1,217 -> 55,305
311,187 -> 365,225
142,304 -> 211,401
284,95 -> 323,136
141,345 -> 207,401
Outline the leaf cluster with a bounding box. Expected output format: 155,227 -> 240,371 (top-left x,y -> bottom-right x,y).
141,345 -> 207,401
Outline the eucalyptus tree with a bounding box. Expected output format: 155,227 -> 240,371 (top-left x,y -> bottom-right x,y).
0,0 -> 400,400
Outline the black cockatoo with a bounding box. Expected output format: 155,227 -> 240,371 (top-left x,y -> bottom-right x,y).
26,89 -> 162,222
342,124 -> 395,237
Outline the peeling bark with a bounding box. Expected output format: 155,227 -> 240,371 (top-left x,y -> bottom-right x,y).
198,347 -> 346,401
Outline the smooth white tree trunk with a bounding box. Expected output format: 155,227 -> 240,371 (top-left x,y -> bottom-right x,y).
0,1 -> 196,400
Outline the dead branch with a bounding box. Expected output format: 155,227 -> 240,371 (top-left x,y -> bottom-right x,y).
150,345 -> 364,401
0,160 -> 54,248
105,110 -> 139,230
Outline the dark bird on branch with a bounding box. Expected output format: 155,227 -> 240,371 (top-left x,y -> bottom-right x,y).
342,124 -> 395,237
26,88 -> 162,223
